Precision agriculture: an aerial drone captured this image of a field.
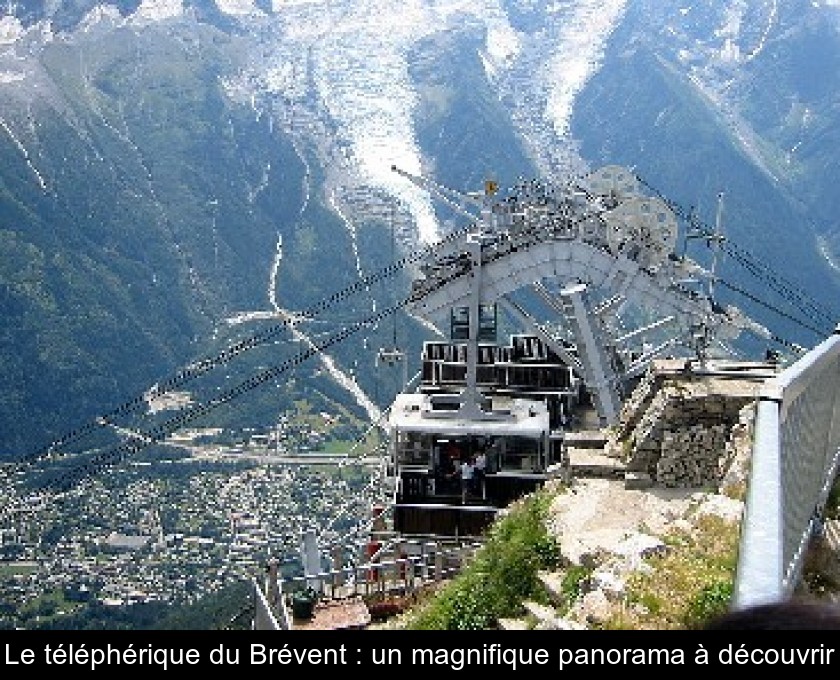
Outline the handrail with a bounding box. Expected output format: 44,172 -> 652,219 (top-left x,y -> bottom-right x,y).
734,325 -> 840,608
256,537 -> 483,627
252,576 -> 285,630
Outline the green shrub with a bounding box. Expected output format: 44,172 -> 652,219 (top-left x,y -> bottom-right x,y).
683,579 -> 733,628
558,565 -> 592,613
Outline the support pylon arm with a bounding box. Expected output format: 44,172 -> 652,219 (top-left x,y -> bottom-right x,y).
391,165 -> 482,223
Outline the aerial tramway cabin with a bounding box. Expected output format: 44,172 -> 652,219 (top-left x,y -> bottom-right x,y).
387,312 -> 582,537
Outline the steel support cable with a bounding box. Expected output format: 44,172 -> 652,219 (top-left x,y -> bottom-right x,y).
741,325 -> 804,355
637,175 -> 839,327
716,278 -> 829,339
0,203 -> 733,550
0,196 -> 604,528
498,188 -> 821,358
27,177 -> 601,466
722,242 -> 832,318
22,222 -> 477,467
21,192 -> 718,491
720,245 -> 837,326
27,227 -> 496,496
40,294 -> 418,492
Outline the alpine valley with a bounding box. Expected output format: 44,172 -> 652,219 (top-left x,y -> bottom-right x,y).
2,0 -> 839,460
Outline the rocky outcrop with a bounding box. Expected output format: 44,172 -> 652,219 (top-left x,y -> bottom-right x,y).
502,362 -> 768,630
513,477 -> 748,630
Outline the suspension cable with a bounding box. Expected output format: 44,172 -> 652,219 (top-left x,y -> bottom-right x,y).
18,174 -> 831,495
720,245 -> 836,328
717,279 -> 830,339
636,175 -> 839,329
22,221 -> 477,467
27,198 -> 617,496
37,294 -> 415,492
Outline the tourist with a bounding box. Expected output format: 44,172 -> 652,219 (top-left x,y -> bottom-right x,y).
459,457 -> 475,502
473,449 -> 487,497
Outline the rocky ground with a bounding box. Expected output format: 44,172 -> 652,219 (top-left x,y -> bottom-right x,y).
501,474 -> 745,629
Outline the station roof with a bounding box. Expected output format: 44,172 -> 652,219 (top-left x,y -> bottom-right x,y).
388,392 -> 549,437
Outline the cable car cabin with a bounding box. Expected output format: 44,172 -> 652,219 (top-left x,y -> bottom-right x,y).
387,391 -> 562,537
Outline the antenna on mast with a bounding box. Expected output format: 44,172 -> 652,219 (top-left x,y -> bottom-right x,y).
692,192 -> 726,367
389,201 -> 398,350
709,191 -> 725,302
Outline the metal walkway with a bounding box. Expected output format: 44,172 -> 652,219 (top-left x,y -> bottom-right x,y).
254,536 -> 482,630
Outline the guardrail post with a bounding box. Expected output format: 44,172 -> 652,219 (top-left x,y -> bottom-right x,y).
422,542 -> 436,581
332,545 -> 344,589
301,528 -> 322,594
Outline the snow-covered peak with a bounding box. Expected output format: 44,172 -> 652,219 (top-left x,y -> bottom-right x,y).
131,0 -> 185,24
78,5 -> 125,33
6,0 -> 832,247
0,14 -> 24,46
543,0 -> 628,137
0,0 -> 634,246
216,0 -> 265,17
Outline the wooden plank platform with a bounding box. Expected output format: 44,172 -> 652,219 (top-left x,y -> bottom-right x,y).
291,597 -> 371,630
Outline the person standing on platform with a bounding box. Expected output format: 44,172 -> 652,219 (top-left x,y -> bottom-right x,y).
473,449 -> 487,499
460,457 -> 475,503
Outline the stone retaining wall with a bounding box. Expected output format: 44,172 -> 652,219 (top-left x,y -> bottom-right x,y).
606,360 -> 766,489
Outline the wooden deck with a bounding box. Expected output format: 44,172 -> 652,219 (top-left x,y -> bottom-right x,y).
291,597 -> 371,630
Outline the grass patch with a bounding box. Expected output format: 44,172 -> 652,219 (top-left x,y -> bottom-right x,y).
556,565 -> 593,615
603,514 -> 740,629
396,489 -> 562,630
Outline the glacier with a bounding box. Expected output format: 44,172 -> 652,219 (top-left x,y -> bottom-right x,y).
2,0 -> 840,450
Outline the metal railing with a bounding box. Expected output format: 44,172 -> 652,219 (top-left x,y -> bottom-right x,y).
253,575 -> 288,630
254,538 -> 482,629
734,326 -> 840,608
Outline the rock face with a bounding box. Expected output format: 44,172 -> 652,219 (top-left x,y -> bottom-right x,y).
531,476 -> 746,629
546,478 -> 695,567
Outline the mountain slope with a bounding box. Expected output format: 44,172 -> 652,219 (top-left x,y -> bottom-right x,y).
1,1 -> 839,460
0,15 -> 311,454
572,40 -> 839,345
